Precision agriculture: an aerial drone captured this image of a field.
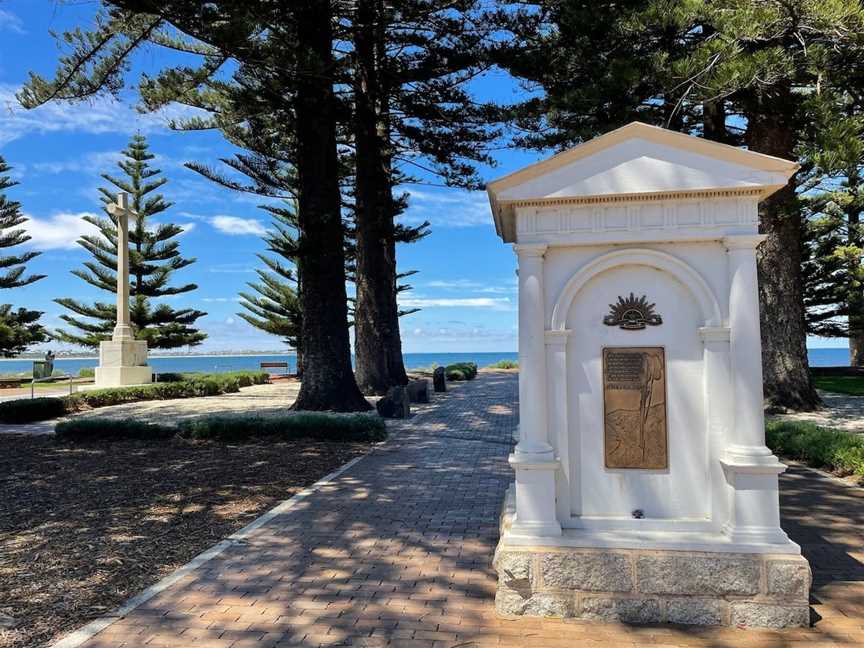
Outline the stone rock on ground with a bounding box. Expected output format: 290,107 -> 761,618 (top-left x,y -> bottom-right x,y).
433,366 -> 446,392
406,379 -> 430,404
376,385 -> 410,418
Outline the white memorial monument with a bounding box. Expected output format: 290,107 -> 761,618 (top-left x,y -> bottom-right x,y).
487,123 -> 810,628
94,192 -> 153,387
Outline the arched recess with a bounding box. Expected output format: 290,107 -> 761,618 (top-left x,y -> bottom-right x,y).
549,248 -> 723,330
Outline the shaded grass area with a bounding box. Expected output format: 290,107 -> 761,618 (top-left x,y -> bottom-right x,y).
813,375 -> 864,396
0,434 -> 371,648
767,420 -> 864,479
0,371 -> 270,424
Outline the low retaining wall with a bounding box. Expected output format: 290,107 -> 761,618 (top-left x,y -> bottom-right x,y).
494,546 -> 811,628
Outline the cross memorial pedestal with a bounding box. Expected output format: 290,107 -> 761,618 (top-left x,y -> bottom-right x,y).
94,192 -> 153,387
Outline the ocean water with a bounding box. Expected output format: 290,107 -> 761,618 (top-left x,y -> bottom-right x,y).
0,351 -> 520,377
0,348 -> 848,377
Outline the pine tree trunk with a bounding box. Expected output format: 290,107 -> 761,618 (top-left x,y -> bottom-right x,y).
703,100 -> 728,144
848,201 -> 864,366
352,0 -> 409,395
744,92 -> 820,411
291,0 -> 370,412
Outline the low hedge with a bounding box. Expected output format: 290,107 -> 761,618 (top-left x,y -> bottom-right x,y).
0,397 -> 67,424
488,359 -> 518,369
55,412 -> 387,444
445,362 -> 478,381
179,413 -> 387,443
0,371 -> 269,424
55,418 -> 176,441
766,420 -> 864,478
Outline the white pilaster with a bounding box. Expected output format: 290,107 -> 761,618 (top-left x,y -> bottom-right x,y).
545,329 -> 572,522
720,234 -> 789,545
514,244 -> 553,460
510,244 -> 560,538
699,326 -> 733,533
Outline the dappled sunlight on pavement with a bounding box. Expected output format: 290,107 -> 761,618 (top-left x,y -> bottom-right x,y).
69,373 -> 864,647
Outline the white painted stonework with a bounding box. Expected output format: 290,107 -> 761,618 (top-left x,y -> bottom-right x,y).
94,192 -> 153,388
488,123 -> 810,627
487,122 -> 805,558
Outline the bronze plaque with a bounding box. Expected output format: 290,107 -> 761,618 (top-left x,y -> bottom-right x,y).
603,347 -> 668,469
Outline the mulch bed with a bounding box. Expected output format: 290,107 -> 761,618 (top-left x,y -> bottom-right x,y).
0,434 -> 369,648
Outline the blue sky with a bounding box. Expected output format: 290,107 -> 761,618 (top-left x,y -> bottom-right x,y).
0,1 -> 845,353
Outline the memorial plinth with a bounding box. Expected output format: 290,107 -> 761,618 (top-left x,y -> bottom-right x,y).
486,122 -> 810,628
94,192 -> 153,388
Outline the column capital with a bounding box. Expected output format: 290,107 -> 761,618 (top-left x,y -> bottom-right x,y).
723,233 -> 767,251
513,243 -> 548,258
545,329 -> 572,346
699,326 -> 731,343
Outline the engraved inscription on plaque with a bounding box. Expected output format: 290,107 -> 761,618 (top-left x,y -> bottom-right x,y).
603,347 -> 668,469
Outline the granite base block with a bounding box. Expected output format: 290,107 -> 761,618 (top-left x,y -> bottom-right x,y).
493,545 -> 810,628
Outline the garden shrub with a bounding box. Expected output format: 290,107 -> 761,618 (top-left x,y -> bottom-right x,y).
54,412 -> 387,444
445,362 -> 478,381
78,367 -> 95,378
55,418 -> 176,441
0,397 -> 67,424
178,413 -> 387,443
489,359 -> 518,369
766,420 -> 864,478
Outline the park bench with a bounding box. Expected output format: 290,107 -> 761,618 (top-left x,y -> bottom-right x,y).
260,361 -> 290,375
29,356 -> 75,398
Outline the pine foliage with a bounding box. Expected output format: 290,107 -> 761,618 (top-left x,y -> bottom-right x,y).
54,134 -> 206,349
0,157 -> 47,356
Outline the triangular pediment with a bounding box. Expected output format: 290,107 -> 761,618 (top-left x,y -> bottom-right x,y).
487,122 -> 798,242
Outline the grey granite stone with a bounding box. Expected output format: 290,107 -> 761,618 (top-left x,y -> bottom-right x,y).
523,593 -> 574,618
496,551 -> 533,597
666,598 -> 725,626
542,552 -> 632,592
730,603 -> 810,629
579,597 -> 662,624
495,589 -> 528,616
636,554 -> 760,596
767,560 -> 811,600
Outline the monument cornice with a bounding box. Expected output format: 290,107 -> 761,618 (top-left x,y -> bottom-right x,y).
503,186 -> 767,211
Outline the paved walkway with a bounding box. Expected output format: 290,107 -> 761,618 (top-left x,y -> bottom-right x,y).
773,390 -> 864,433
53,374 -> 864,646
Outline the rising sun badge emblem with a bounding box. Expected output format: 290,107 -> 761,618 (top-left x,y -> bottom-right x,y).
603,293 -> 663,330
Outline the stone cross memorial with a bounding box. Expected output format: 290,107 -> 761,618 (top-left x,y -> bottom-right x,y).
487,123 -> 810,628
94,192 -> 153,387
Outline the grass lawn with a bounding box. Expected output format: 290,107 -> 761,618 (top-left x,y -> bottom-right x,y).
767,420 -> 864,480
813,375 -> 864,396
0,434 -> 370,648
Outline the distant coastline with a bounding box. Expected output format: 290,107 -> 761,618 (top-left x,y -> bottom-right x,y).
1,350 -> 296,361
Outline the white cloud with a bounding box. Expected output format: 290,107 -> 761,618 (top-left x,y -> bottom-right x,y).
398,296 -> 514,311
0,84 -> 208,146
209,215 -> 267,236
208,263 -> 254,274
398,187 -> 492,228
31,151 -> 124,175
23,211 -> 99,250
177,222 -> 196,236
201,297 -> 240,303
0,10 -> 24,34
425,278 -> 515,294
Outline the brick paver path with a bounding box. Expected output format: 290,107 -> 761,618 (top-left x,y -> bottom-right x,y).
76,372 -> 864,647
